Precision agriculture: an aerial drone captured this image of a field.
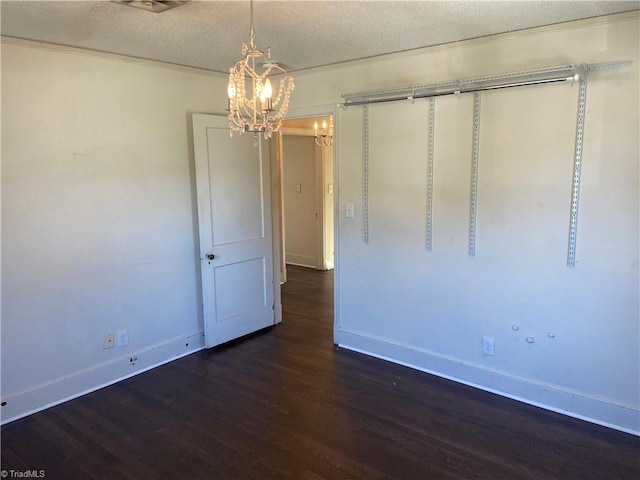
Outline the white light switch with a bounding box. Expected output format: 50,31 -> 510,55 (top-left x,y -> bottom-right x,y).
328,184 -> 333,194
116,329 -> 129,348
346,203 -> 355,218
296,184 -> 302,193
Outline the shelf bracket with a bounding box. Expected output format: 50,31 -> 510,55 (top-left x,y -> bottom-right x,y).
566,60 -> 632,267
362,104 -> 370,244
426,98 -> 436,251
469,92 -> 482,256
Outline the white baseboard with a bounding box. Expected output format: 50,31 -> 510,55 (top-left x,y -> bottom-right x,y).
1,331 -> 205,425
285,253 -> 317,268
335,328 -> 640,436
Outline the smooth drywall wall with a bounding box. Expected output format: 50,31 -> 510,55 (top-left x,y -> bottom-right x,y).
283,135 -> 318,268
1,39 -> 228,422
291,13 -> 639,433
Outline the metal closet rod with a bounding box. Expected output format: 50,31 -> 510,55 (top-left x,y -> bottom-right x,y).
340,75 -> 577,107
339,60 -> 632,108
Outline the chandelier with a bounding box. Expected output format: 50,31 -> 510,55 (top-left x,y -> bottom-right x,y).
227,0 -> 294,139
314,119 -> 333,147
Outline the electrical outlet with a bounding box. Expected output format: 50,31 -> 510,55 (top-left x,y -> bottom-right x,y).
116,328 -> 129,348
104,333 -> 114,349
129,356 -> 138,366
482,336 -> 495,356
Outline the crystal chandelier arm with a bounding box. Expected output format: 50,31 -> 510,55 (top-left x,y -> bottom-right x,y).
270,77 -> 294,122
273,78 -> 286,105
226,0 -> 294,137
261,64 -> 275,77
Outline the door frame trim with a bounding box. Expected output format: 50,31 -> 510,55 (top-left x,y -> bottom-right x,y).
273,104 -> 339,343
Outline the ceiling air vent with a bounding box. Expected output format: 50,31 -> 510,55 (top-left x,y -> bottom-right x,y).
112,1 -> 188,13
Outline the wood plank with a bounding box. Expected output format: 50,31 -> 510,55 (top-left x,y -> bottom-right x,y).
1,265 -> 638,479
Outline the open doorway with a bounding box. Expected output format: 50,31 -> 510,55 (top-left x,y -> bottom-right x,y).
277,116 -> 334,283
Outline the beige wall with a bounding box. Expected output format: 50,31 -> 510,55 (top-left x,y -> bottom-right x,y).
282,135 -> 318,268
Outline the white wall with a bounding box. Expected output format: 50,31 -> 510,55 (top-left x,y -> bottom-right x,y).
283,135 -> 318,268
292,13 -> 639,433
2,13 -> 638,434
1,39 -> 228,422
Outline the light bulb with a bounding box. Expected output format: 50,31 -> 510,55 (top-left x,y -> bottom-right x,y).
260,78 -> 273,102
227,80 -> 236,99
322,120 -> 327,130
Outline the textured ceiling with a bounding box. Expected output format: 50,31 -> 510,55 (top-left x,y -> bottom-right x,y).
1,1 -> 638,73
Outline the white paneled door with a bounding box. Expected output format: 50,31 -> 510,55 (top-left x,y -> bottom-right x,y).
192,114 -> 275,348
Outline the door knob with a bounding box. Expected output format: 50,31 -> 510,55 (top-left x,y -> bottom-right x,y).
206,254 -> 215,260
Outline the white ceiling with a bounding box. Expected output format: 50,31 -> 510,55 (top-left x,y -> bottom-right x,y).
1,1 -> 638,73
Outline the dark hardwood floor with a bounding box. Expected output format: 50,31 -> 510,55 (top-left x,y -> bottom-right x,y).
2,265 -> 639,479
